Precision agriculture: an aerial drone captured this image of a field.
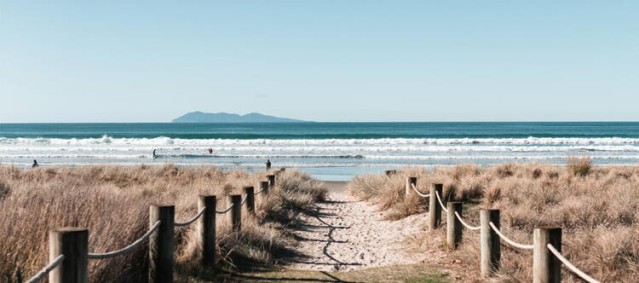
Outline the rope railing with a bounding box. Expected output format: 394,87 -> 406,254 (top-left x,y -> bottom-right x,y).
547,244 -> 601,283
26,254 -> 65,283
24,182 -> 274,283
401,177 -> 602,282
410,183 -> 430,198
255,188 -> 265,195
435,190 -> 448,213
454,211 -> 481,231
489,222 -> 534,250
216,203 -> 234,214
87,221 -> 161,260
175,207 -> 206,227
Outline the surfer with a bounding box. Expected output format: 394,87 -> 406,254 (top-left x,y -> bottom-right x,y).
266,159 -> 271,170
32,160 -> 39,168
152,149 -> 157,159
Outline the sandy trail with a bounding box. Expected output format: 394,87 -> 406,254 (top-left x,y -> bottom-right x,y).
283,182 -> 434,272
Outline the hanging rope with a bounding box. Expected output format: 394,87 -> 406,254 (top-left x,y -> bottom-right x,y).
488,222 -> 534,250
88,221 -> 161,260
454,211 -> 481,231
410,183 -> 430,198
26,255 -> 65,283
216,203 -> 234,214
175,207 -> 206,227
435,190 -> 449,213
547,244 -> 601,283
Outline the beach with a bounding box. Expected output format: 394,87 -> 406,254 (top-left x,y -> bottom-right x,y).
2,123 -> 639,282
282,180 -> 477,280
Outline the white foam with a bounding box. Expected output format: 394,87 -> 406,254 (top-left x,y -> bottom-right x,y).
2,136 -> 639,167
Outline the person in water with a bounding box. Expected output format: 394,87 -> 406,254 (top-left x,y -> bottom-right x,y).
208,148 -> 213,154
152,149 -> 157,159
266,159 -> 271,170
32,160 -> 39,168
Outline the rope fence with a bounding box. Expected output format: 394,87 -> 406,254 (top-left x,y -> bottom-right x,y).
175,208 -> 206,227
488,222 -> 534,250
547,244 -> 601,283
410,183 -> 430,198
402,176 -> 601,283
216,203 -> 234,214
25,174 -> 278,283
88,221 -> 161,260
435,190 -> 448,213
25,255 -> 65,283
454,211 -> 480,231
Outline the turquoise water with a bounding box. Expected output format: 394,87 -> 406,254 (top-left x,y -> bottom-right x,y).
1,122 -> 639,180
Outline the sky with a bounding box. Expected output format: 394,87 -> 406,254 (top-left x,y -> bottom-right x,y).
1,1 -> 638,123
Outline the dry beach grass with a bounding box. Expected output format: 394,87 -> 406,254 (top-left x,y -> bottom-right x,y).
0,165 -> 326,282
349,159 -> 639,282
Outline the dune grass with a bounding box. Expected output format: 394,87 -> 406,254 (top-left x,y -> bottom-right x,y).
348,160 -> 639,282
0,165 -> 326,282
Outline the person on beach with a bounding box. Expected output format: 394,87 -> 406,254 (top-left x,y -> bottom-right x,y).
32,160 -> 39,168
266,159 -> 271,170
152,149 -> 157,159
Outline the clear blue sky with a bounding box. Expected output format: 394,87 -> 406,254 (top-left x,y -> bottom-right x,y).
1,1 -> 638,122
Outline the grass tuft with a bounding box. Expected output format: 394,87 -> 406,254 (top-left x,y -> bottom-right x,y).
567,156 -> 592,177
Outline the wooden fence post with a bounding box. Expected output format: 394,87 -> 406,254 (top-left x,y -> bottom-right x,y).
243,186 -> 255,215
480,209 -> 500,277
533,227 -> 562,283
405,177 -> 417,200
229,195 -> 242,231
267,175 -> 276,189
447,202 -> 463,250
198,195 -> 216,267
49,228 -> 88,283
149,205 -> 174,283
429,183 -> 443,230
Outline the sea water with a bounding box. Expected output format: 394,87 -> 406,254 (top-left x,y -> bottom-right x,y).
1,122 -> 639,181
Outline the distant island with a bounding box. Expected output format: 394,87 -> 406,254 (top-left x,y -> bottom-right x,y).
172,111 -> 309,123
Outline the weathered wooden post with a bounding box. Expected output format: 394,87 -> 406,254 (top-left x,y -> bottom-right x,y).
267,174 -> 276,189
405,177 -> 417,200
480,209 -> 500,277
149,205 -> 174,283
49,228 -> 88,283
243,186 -> 255,215
229,195 -> 242,231
533,227 -> 562,283
429,183 -> 443,229
198,195 -> 216,267
447,202 -> 463,250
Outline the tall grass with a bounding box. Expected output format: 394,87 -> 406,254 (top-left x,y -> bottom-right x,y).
349,162 -> 639,282
0,165 -> 326,281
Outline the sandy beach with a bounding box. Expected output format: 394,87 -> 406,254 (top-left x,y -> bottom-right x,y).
280,180 -> 474,280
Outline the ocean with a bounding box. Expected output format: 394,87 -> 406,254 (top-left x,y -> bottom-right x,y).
1,122 -> 639,181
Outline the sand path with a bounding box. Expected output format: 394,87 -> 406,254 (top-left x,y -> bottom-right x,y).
283,182 -> 435,272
